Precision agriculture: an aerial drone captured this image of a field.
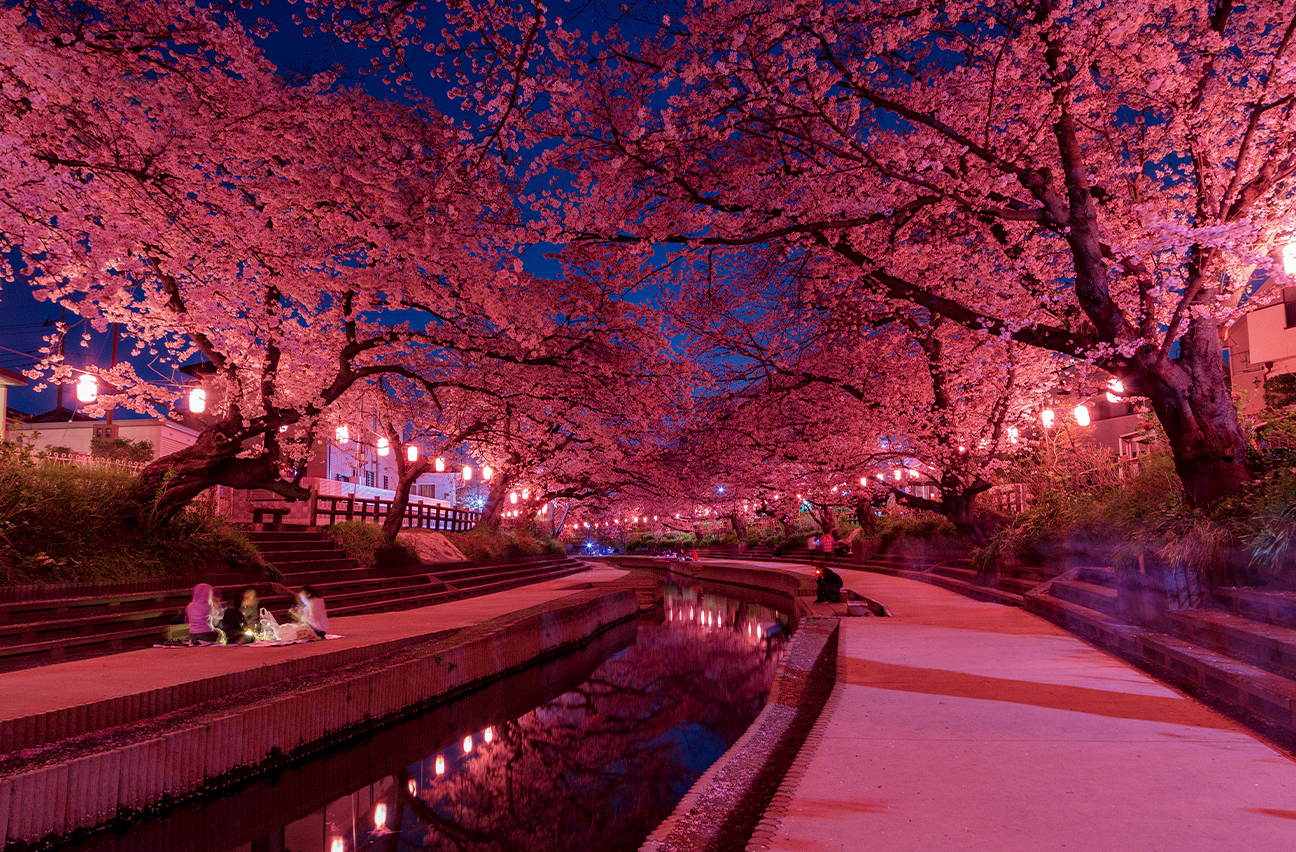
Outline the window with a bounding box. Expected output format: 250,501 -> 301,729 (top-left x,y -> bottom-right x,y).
1286,300 -> 1296,329
382,475 -> 389,489
364,470 -> 375,488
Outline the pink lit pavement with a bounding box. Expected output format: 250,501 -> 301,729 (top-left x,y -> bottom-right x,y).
741,563 -> 1296,852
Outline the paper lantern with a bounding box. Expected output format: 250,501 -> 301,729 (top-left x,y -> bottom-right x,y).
462,465 -> 473,481
509,492 -> 518,504
76,374 -> 98,403
376,437 -> 390,456
1041,409 -> 1055,428
187,387 -> 206,413
335,425 -> 349,444
482,465 -> 493,481
407,445 -> 419,462
1074,404 -> 1091,426
435,456 -> 446,472
374,804 -> 388,830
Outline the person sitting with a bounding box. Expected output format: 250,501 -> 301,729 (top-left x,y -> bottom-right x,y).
238,587 -> 260,632
833,539 -> 851,557
772,542 -> 787,557
217,592 -> 251,644
185,583 -> 222,644
815,564 -> 844,603
290,585 -> 329,638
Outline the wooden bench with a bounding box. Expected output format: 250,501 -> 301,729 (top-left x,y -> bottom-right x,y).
250,505 -> 291,530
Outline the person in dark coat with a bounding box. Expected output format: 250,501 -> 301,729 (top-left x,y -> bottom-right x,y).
815,564 -> 843,603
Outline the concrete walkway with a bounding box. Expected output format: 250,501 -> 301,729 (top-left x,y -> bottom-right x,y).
0,566 -> 627,734
749,566 -> 1296,851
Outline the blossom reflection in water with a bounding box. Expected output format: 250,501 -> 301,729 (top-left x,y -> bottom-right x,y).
282,582 -> 789,852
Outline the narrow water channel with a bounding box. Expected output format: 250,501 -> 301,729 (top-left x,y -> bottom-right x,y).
64,579 -> 793,852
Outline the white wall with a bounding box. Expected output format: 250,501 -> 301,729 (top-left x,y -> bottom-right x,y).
11,418 -> 197,459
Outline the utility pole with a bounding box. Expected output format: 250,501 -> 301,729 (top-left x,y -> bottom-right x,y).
106,323 -> 118,440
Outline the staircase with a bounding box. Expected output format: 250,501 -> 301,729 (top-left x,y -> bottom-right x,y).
1026,571 -> 1296,743
429,555 -> 590,597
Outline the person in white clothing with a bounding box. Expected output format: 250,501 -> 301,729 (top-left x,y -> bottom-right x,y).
291,585 -> 328,638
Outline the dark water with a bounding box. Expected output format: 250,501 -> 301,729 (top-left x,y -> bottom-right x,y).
66,580 -> 792,852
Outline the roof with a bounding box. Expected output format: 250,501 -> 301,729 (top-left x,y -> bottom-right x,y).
0,365 -> 28,387
28,406 -> 97,423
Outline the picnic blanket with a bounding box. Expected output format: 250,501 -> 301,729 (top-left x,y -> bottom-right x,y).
154,634 -> 342,648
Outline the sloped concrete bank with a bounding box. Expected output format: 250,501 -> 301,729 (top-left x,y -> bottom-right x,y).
0,589 -> 641,851
641,618 -> 840,852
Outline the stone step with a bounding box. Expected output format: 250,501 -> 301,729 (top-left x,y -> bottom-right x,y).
1075,565 -> 1118,587
1213,587 -> 1296,628
433,560 -> 583,590
931,564 -> 979,583
1005,565 -> 1065,585
1051,578 -> 1120,616
243,531 -> 330,544
907,570 -> 1023,607
998,576 -> 1041,595
1167,609 -> 1296,680
250,539 -> 339,554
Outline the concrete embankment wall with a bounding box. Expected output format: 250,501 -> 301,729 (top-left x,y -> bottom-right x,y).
0,589 -> 639,850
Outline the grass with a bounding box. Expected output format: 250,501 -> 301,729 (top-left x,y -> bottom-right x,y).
0,443 -> 275,585
444,524 -> 564,563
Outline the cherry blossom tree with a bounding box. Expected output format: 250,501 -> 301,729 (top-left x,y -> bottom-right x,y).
0,1 -> 552,525
516,0 -> 1296,508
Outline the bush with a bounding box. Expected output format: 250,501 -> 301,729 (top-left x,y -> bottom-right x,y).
876,514 -> 959,549
0,443 -> 274,584
444,525 -> 551,563
326,520 -> 418,570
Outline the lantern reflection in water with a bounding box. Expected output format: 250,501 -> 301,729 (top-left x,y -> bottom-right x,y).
210,580 -> 790,852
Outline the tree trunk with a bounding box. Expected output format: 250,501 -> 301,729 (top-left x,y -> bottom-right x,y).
854,499 -> 878,535
727,511 -> 748,539
474,474 -> 511,530
132,424 -> 306,526
1138,319 -> 1248,507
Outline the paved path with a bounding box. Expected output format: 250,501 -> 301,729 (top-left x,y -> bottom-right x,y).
752,566 -> 1296,851
0,567 -> 627,728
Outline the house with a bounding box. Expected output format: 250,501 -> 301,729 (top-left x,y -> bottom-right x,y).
0,365 -> 27,442
1226,287 -> 1296,414
10,415 -> 200,460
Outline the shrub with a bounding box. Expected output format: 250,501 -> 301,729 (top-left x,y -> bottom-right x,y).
325,520 -> 419,570
0,444 -> 274,584
444,525 -> 549,563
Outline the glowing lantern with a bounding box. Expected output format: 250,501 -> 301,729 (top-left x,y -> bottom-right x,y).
407,779 -> 418,795
435,456 -> 446,472
406,445 -> 418,462
279,425 -> 288,433
860,477 -> 867,486
76,374 -> 98,403
463,735 -> 473,754
957,445 -> 967,453
1041,409 -> 1055,428
1106,378 -> 1125,403
584,522 -> 590,528
330,840 -> 345,852
522,489 -> 530,499
909,469 -> 919,479
541,504 -> 549,515
1074,404 -> 1091,426
376,437 -> 390,456
462,465 -> 473,481
435,755 -> 446,775
374,803 -> 388,830
482,465 -> 493,480
484,726 -> 494,743
1284,240 -> 1296,274
336,425 -> 350,444
894,470 -> 902,481
188,387 -> 206,414
509,492 -> 518,504
1009,426 -> 1019,443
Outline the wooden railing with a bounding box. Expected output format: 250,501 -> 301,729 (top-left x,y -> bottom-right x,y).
308,492 -> 481,531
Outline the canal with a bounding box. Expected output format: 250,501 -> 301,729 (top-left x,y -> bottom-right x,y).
63,578 -> 794,852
